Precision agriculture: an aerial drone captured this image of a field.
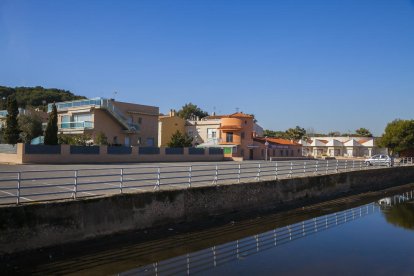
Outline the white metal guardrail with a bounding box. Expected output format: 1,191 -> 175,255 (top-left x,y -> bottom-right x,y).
0,158 -> 413,205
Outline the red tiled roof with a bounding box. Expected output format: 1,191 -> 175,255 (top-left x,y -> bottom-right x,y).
254,137 -> 300,146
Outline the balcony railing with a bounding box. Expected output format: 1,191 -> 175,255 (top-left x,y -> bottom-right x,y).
48,98 -> 102,112
59,121 -> 94,129
48,98 -> 139,132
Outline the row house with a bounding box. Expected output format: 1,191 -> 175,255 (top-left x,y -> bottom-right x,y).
299,137 -> 387,158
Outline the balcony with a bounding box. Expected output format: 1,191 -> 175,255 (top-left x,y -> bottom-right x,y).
48,98 -> 102,112
59,121 -> 94,130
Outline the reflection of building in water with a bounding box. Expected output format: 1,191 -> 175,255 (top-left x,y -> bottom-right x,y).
122,191 -> 414,276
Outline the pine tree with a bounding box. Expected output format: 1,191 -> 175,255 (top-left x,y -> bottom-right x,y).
3,96 -> 20,145
44,103 -> 58,145
167,130 -> 193,147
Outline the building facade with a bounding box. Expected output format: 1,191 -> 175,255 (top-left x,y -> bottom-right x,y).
158,110 -> 186,147
49,98 -> 159,146
253,137 -> 302,160
299,137 -> 387,158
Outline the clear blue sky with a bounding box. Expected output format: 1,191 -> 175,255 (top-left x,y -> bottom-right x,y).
1,0 -> 414,136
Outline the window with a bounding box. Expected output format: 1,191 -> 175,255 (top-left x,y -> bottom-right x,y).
280,150 -> 283,156
74,113 -> 91,122
285,150 -> 289,156
146,138 -> 154,146
241,149 -> 244,156
113,136 -> 118,144
226,132 -> 233,143
137,137 -> 142,145
291,150 -> 294,156
138,117 -> 142,124
61,115 -> 70,123
241,132 -> 245,139
207,129 -> 217,139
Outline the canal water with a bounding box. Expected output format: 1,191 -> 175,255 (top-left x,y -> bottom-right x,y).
5,187 -> 414,275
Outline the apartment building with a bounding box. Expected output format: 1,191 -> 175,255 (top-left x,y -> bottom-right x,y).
49,98 -> 159,146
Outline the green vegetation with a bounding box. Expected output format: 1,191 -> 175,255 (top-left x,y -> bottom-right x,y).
167,130 -> 193,147
94,131 -> 108,145
44,103 -> 58,145
3,96 -> 20,145
177,103 -> 209,120
18,114 -> 43,143
355,127 -> 373,137
377,119 -> 414,155
264,126 -> 307,140
58,133 -> 92,146
0,86 -> 84,110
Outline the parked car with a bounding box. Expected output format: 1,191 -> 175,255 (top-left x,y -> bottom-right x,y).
364,155 -> 394,167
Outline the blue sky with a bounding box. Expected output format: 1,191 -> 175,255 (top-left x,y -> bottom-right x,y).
1,0 -> 414,136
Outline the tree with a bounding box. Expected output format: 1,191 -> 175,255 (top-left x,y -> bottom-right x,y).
285,126 -> 306,141
44,103 -> 58,145
3,96 -> 20,144
263,129 -> 288,139
177,103 -> 209,120
377,119 -> 414,155
328,131 -> 341,137
18,114 -> 43,143
167,130 -> 193,147
95,131 -> 108,145
355,127 -> 373,137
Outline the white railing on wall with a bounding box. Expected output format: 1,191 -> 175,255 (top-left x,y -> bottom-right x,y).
0,158 -> 413,206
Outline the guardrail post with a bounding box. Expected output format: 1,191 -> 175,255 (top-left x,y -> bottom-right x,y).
238,163 -> 241,183
275,161 -> 278,180
120,168 -> 124,194
16,172 -> 21,205
352,160 -> 355,170
212,164 -> 218,185
314,160 -> 318,175
325,160 -> 329,175
345,160 -> 348,172
289,162 -> 293,178
335,160 -> 339,173
360,161 -> 363,170
188,166 -> 192,188
256,163 -> 261,181
303,161 -> 306,176
73,170 -> 78,200
155,167 -> 160,190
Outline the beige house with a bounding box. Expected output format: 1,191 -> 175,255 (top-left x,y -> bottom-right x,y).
158,110 -> 186,147
49,98 -> 159,146
300,137 -> 386,158
185,117 -> 222,147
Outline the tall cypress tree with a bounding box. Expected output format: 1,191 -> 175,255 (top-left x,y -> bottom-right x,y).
3,96 -> 20,145
44,103 -> 58,145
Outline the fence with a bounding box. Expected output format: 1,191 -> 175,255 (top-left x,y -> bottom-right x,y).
0,158 -> 413,205
124,191 -> 414,275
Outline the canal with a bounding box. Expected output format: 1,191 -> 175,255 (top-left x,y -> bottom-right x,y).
3,185 -> 414,275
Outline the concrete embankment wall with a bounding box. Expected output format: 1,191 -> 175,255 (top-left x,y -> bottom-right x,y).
1,166 -> 414,255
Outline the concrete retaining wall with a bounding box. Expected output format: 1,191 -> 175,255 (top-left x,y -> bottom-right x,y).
1,166 -> 414,255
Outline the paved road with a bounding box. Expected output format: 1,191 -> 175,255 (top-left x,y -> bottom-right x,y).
0,160 -> 396,206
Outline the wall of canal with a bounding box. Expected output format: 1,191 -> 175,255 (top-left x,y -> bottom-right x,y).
1,166 -> 414,255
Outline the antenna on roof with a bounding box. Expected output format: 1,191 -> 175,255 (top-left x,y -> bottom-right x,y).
113,91 -> 118,100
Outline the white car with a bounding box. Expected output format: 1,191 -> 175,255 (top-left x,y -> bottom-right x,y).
364,154 -> 394,167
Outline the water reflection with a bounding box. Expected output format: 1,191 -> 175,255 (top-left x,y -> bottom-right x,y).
10,189 -> 414,276
382,191 -> 414,231
123,190 -> 414,276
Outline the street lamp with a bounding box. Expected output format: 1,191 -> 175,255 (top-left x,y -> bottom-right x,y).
265,136 -> 269,161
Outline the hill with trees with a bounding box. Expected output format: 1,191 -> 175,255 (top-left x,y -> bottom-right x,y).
0,86 -> 85,110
